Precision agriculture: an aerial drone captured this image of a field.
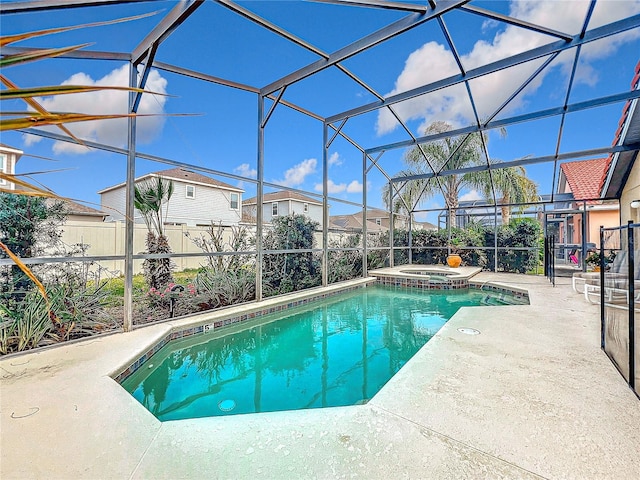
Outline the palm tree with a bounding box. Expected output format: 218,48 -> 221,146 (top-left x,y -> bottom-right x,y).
134,176 -> 174,237
384,121 -> 485,228
384,121 -> 537,227
475,162 -> 539,225
134,177 -> 175,290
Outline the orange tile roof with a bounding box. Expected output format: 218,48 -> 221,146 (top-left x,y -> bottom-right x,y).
598,59 -> 640,194
560,158 -> 608,201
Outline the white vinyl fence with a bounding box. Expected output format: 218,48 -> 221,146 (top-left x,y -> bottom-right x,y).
60,221 -> 335,275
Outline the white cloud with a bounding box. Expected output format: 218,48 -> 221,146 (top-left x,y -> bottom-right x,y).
459,189 -> 483,202
315,179 -> 346,194
24,64 -> 168,154
234,163 -> 257,178
481,19 -> 500,34
328,152 -> 342,167
314,178 -> 363,194
346,180 -> 363,193
376,0 -> 640,136
273,158 -> 317,187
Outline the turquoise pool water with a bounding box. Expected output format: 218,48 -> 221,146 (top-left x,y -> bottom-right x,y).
122,285 -> 522,421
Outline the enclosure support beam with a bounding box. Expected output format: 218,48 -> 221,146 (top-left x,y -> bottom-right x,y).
485,52 -> 560,125
408,214 -> 413,265
131,0 -> 204,65
261,87 -> 287,128
311,0 -> 428,13
459,4 -> 572,41
326,119 -> 347,148
581,201 -> 588,273
329,14 -> 640,124
123,63 -> 138,332
362,151 -> 368,278
367,88 -> 640,155
322,124 -> 329,287
389,142 -> 640,183
261,0 -> 469,95
389,182 -> 394,268
493,205 -> 498,272
131,43 -> 159,113
256,96 -> 265,301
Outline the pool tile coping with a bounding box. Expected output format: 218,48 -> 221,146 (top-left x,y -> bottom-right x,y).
112,274 -> 529,385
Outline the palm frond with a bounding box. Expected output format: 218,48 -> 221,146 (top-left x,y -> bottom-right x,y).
0,172 -> 63,198
0,84 -> 170,100
1,74 -> 85,144
0,112 -> 181,131
0,44 -> 91,68
0,11 -> 161,47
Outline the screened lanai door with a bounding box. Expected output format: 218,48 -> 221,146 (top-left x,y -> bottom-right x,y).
545,210 -> 588,276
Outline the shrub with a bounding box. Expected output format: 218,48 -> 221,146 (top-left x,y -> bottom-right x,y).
194,268 -> 256,309
484,219 -> 541,273
0,283 -> 115,354
185,222 -> 254,273
0,194 -> 65,302
262,214 -> 321,295
328,234 -> 363,283
366,231 -> 389,270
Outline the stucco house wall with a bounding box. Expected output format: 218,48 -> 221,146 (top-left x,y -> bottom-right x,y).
586,207 -> 621,247
620,156 -> 640,224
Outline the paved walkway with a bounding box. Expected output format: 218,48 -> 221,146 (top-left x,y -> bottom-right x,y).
1,273 -> 639,479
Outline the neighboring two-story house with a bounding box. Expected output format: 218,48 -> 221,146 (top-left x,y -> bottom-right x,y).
329,210 -> 436,233
364,208 -> 410,230
59,199 -> 107,223
242,191 -> 324,227
0,144 -> 22,191
99,167 -> 243,226
329,213 -> 387,233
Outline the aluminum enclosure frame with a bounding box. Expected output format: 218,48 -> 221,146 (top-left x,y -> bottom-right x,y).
2,0 -> 639,330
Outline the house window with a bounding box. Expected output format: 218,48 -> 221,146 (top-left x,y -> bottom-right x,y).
230,192 -> 239,210
303,203 -> 309,213
0,154 -> 6,185
272,202 -> 279,216
186,185 -> 195,199
375,218 -> 381,225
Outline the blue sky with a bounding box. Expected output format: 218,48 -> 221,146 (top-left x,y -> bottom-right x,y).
2,0 -> 640,223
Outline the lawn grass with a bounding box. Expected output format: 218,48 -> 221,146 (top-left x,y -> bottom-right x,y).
99,269 -> 199,298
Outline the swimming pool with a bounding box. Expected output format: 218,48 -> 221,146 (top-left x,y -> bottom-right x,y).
121,284 -> 526,421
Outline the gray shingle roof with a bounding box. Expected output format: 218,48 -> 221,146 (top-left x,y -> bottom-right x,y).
243,190 -> 322,205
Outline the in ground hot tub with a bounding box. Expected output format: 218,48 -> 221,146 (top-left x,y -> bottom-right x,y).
398,269 -> 456,283
369,265 -> 482,289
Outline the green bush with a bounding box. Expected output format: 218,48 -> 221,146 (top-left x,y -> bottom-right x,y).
484,219 -> 541,273
194,268 -> 256,309
328,234 -> 363,283
0,283 -> 115,354
262,214 -> 322,295
386,219 -> 540,273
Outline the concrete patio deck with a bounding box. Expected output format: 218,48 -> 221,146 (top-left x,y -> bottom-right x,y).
1,273 -> 639,479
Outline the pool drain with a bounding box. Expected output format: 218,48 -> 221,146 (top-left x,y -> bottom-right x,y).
218,399 -> 236,412
457,327 -> 481,335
